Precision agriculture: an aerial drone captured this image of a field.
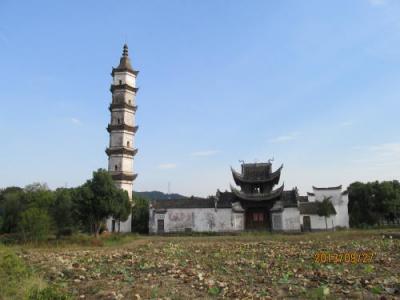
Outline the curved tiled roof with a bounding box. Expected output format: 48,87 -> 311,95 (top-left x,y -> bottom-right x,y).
231,164 -> 283,185
112,44 -> 139,76
312,185 -> 342,190
299,201 -> 337,215
230,184 -> 284,201
151,197 -> 233,209
299,202 -> 320,215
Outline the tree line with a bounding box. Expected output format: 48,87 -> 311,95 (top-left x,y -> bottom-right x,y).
1,175 -> 399,241
348,180 -> 400,227
0,169 -> 149,242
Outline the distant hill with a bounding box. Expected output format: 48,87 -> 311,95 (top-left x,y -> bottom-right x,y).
134,191 -> 187,201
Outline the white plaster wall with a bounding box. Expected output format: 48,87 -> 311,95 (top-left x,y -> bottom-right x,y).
111,110 -> 135,126
121,156 -> 134,173
108,156 -> 121,171
271,213 -> 283,231
282,208 -> 301,231
308,188 -> 349,229
113,72 -> 136,87
124,90 -> 136,105
108,155 -> 133,173
113,90 -> 136,106
124,110 -> 134,125
313,189 -> 342,204
300,214 -> 335,230
233,213 -> 244,230
149,208 -> 243,233
148,208 -> 157,233
115,180 -> 133,198
110,132 -> 122,147
110,132 -> 134,148
334,194 -> 349,228
106,214 -> 132,233
111,111 -> 123,125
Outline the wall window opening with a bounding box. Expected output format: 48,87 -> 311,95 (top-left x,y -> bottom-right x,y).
114,165 -> 118,171
119,80 -> 122,85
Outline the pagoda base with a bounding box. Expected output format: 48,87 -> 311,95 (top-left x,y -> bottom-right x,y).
106,214 -> 132,233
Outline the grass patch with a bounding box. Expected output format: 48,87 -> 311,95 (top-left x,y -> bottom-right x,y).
8,232 -> 141,249
0,245 -> 70,299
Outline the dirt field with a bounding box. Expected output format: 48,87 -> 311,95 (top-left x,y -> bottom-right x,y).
18,230 -> 400,299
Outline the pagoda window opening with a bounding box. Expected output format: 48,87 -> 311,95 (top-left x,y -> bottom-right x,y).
127,141 -> 130,147
128,99 -> 131,105
117,118 -> 121,124
119,80 -> 122,85
114,165 -> 118,171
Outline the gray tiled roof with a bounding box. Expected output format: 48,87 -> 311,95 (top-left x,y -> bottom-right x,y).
281,190 -> 299,207
312,185 -> 342,190
151,197 -> 232,209
299,202 -> 320,215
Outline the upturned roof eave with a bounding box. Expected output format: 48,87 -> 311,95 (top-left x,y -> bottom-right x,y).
230,184 -> 284,202
231,164 -> 283,185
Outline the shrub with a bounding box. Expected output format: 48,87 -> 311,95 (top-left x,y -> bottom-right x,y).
18,208 -> 51,243
0,245 -> 33,299
132,196 -> 149,233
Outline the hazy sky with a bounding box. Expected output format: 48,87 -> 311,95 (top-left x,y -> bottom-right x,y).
1,0 -> 399,197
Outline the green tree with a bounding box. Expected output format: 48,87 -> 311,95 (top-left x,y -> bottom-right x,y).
74,169 -> 120,237
18,207 -> 51,242
24,183 -> 54,211
52,188 -> 76,237
112,189 -> 131,233
377,181 -> 400,222
131,196 -> 149,233
0,189 -> 25,233
317,196 -> 336,231
348,182 -> 376,226
348,180 -> 400,227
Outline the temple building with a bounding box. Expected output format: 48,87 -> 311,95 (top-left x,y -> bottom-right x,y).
299,185 -> 350,231
106,44 -> 139,233
149,161 -> 349,233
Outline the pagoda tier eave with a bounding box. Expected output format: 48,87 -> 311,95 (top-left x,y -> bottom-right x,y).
111,67 -> 139,76
110,84 -> 139,93
111,173 -> 138,181
107,124 -> 138,133
230,184 -> 284,201
106,147 -> 138,156
231,164 -> 283,185
109,103 -> 137,112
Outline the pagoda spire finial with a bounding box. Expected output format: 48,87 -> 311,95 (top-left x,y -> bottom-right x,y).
123,44 -> 129,57
112,43 -> 138,75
